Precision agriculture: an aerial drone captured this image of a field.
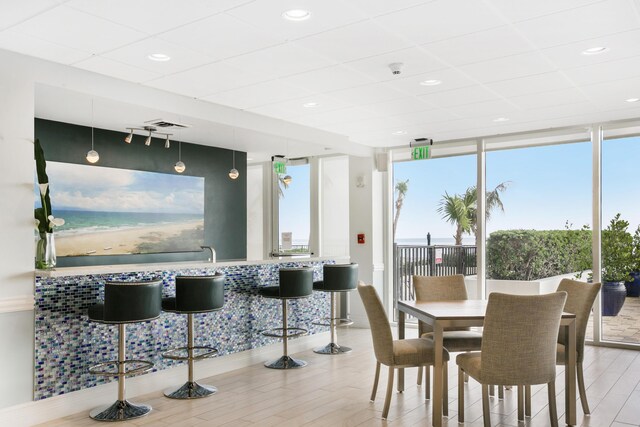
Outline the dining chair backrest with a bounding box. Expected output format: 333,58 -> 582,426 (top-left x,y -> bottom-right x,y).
413,274 -> 468,302
556,279 -> 601,362
357,282 -> 394,366
480,291 -> 567,385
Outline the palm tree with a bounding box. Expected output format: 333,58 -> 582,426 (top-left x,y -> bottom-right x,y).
393,179 -> 409,241
437,182 -> 509,245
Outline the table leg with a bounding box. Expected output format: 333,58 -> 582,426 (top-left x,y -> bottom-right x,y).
432,324 -> 443,427
398,309 -> 405,392
565,320 -> 577,426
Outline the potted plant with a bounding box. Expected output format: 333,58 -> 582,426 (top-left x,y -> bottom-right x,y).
601,214 -> 632,316
628,225 -> 640,297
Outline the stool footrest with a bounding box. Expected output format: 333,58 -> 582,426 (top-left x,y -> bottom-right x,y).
162,346 -> 218,361
89,360 -> 153,377
312,317 -> 354,327
261,327 -> 308,339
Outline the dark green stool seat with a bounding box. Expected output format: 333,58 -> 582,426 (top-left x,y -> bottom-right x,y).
259,267 -> 313,369
161,274 -> 225,399
87,278 -> 163,422
312,263 -> 358,355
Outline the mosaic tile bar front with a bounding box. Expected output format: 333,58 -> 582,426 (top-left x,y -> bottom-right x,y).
34,260 -> 333,400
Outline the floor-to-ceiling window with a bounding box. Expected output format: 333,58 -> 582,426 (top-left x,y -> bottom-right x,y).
274,160 -> 311,256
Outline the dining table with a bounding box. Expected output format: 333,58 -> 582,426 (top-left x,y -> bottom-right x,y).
397,299 -> 577,427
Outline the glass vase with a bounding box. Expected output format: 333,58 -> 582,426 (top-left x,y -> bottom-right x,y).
36,232 -> 56,269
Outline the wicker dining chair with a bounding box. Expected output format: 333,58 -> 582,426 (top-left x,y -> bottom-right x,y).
413,274 -> 483,399
357,282 -> 449,420
457,291 -> 567,427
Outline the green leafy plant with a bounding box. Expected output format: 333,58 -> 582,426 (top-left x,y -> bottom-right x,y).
601,213 -> 633,283
34,139 -> 64,234
631,224 -> 640,272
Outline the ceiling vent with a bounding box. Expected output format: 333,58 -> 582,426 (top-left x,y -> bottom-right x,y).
144,118 -> 190,129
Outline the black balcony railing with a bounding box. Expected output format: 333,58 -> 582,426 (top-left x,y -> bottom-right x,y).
393,244 -> 477,320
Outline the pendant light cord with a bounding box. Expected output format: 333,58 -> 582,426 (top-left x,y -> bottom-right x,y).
91,99 -> 94,150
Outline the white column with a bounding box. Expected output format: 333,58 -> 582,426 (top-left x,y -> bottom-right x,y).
591,125 -> 603,343
476,139 -> 486,299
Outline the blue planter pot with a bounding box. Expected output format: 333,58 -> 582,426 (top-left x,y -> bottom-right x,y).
626,272 -> 640,297
602,281 -> 627,316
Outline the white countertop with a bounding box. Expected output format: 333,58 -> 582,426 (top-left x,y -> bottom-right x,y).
35,256 -> 350,278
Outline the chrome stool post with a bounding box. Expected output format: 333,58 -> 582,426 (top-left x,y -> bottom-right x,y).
87,279 -> 162,422
312,263 -> 358,355
162,274 -> 224,399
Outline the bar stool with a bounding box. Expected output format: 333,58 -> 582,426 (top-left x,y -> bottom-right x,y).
259,267 -> 313,369
161,274 -> 225,399
313,263 -> 358,354
87,278 -> 162,422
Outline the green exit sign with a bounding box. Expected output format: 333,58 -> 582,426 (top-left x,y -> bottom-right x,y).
411,145 -> 430,160
273,161 -> 287,174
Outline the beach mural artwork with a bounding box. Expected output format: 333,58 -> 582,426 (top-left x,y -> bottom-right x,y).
36,161 -> 205,256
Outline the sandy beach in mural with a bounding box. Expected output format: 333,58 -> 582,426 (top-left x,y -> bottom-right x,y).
55,220 -> 204,256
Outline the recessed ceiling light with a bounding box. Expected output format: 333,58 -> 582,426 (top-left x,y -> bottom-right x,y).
148,53 -> 171,62
303,102 -> 318,108
282,9 -> 311,21
419,79 -> 442,86
581,46 -> 608,55
392,130 -> 407,135
247,157 -> 253,161
493,117 -> 509,122
625,98 -> 640,103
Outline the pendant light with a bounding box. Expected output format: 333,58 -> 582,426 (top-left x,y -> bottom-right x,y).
228,151 -> 239,180
174,141 -> 186,173
86,99 -> 99,164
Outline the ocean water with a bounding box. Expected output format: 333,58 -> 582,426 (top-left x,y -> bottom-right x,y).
52,210 -> 203,236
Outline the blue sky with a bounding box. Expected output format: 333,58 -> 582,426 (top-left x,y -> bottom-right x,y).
41,161 -> 204,214
279,164 -> 311,243
394,136 -> 640,241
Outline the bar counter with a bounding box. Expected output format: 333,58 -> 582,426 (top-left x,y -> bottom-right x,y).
34,257 -> 346,400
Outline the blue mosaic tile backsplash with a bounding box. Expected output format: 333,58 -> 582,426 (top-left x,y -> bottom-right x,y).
34,260 -> 333,400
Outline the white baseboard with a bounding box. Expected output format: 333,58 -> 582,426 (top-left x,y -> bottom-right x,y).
0,332 -> 330,427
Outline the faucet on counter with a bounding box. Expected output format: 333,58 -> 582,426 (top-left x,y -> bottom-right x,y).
200,246 -> 216,263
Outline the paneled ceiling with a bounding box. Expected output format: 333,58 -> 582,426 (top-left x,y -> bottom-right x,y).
3,0 -> 640,148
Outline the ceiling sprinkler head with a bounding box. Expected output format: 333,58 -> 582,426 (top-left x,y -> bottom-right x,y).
389,62 -> 404,75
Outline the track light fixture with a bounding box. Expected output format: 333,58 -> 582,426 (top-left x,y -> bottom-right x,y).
124,126 -> 172,148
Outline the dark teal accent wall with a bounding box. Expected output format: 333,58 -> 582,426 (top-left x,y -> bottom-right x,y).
35,118 -> 247,266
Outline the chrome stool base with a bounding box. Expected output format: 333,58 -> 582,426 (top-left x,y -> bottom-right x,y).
164,381 -> 217,399
314,342 -> 352,355
89,399 -> 151,421
264,355 -> 307,369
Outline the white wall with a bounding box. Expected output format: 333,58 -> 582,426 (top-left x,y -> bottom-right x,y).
320,156 -> 349,257
246,164 -> 264,260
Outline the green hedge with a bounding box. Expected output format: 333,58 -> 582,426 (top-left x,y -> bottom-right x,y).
487,229 -> 591,281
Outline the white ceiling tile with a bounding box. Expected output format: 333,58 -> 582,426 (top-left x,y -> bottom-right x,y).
345,47 -> 447,82
0,0 -> 61,31
101,37 -> 214,74
444,99 -> 519,119
460,51 -> 556,83
486,72 -> 575,98
249,94 -> 352,117
66,0 -> 248,35
393,108 -> 460,125
562,55 -> 640,86
301,107 -> 384,126
223,42 -> 337,81
226,0 -> 367,40
580,76 -> 640,105
327,83 -> 406,106
541,29 -> 640,69
510,87 -> 590,110
486,0 -> 603,22
145,62 -> 265,97
514,0 -> 640,49
418,85 -> 501,108
328,116 -> 406,134
158,13 -> 283,61
349,0 -> 433,17
74,56 -> 161,83
244,104 -> 292,120
364,97 -> 434,116
201,80 -> 313,110
423,26 -> 534,66
11,5 -> 147,54
387,68 -> 477,95
0,29 -> 92,64
296,20 -> 411,63
374,0 -> 505,45
280,65 -> 375,93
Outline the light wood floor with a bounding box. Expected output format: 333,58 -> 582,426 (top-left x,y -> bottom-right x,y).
39,327 -> 640,427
